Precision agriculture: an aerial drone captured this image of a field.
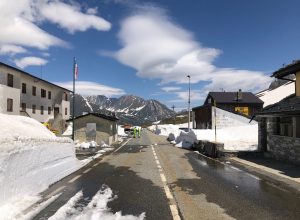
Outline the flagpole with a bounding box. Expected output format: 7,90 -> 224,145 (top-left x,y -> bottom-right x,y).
72,57 -> 75,140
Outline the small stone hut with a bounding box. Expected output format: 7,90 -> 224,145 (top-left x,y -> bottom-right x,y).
69,113 -> 119,145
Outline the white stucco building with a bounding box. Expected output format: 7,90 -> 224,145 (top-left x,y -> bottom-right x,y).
0,62 -> 71,127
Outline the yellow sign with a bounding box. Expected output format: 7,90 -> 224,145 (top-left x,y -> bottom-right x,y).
235,107 -> 249,116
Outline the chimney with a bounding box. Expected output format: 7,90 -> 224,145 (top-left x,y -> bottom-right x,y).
237,89 -> 242,101
296,71 -> 300,96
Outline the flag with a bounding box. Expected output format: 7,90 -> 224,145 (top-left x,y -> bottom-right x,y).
74,58 -> 78,80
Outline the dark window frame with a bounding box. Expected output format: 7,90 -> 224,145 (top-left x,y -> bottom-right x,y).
48,107 -> 51,115
7,98 -> 13,112
21,103 -> 26,111
41,89 -> 46,98
22,83 -> 26,94
48,91 -> 51,99
7,73 -> 13,87
65,107 -> 68,115
32,105 -> 36,114
41,106 -> 44,115
32,86 -> 36,96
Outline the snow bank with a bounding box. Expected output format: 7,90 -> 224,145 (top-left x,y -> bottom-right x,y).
185,124 -> 258,151
154,122 -> 258,151
0,114 -> 85,218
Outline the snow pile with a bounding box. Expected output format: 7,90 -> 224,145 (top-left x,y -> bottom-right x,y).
118,125 -> 128,137
193,124 -> 258,151
175,124 -> 258,151
256,81 -> 295,107
62,122 -> 72,136
77,140 -> 98,148
0,113 -> 85,218
46,185 -> 145,220
154,122 -> 258,151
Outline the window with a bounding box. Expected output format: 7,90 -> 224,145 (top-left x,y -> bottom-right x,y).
48,107 -> 51,115
7,99 -> 13,112
64,93 -> 68,101
21,103 -> 26,111
22,83 -> 26,94
65,108 -> 68,115
32,105 -> 36,114
41,106 -> 44,115
7,74 -> 13,87
32,86 -> 36,96
48,91 -> 51,99
279,117 -> 293,137
41,89 -> 46,98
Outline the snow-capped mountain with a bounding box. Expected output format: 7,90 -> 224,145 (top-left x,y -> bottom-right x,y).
71,94 -> 174,125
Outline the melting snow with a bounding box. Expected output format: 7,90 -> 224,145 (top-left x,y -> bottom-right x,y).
48,185 -> 145,220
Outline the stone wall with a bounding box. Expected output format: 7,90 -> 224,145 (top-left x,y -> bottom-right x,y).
267,134 -> 300,165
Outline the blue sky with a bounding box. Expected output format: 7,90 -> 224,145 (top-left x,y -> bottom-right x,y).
1,0 -> 300,110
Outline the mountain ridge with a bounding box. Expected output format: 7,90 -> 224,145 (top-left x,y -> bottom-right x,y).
71,94 -> 175,125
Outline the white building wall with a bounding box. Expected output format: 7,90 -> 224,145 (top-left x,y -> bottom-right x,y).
0,64 -> 70,122
211,106 -> 257,129
0,85 -> 20,115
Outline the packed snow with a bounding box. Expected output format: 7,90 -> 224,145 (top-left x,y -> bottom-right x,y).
256,81 -> 295,107
47,185 -> 145,220
0,113 -> 88,219
118,125 -> 128,137
152,123 -> 258,151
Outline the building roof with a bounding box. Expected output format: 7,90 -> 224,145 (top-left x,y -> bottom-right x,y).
206,92 -> 264,105
272,60 -> 300,79
0,61 -> 72,92
257,94 -> 300,116
67,113 -> 119,122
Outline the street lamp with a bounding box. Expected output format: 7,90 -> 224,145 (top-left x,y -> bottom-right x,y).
187,75 -> 191,132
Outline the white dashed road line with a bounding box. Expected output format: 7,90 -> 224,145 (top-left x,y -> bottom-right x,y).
83,168 -> 92,174
151,146 -> 181,220
46,186 -> 65,199
68,175 -> 81,183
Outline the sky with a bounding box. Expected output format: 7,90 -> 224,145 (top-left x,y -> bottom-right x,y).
1,0 -> 300,110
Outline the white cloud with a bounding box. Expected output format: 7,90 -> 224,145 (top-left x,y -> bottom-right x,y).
0,0 -> 111,56
40,1 -> 111,33
0,45 -> 27,56
108,7 -> 271,95
55,81 -> 126,97
14,56 -> 48,68
161,86 -> 181,92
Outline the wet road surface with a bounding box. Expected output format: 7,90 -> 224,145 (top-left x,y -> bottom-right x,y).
31,130 -> 300,219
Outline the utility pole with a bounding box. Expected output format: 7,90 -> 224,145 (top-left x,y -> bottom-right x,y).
171,105 -> 176,124
187,75 -> 191,132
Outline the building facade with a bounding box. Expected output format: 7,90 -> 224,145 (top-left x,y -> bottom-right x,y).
257,61 -> 300,164
192,91 -> 263,129
70,113 -> 119,145
0,62 -> 71,126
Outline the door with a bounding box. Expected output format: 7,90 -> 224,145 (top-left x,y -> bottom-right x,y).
54,107 -> 59,118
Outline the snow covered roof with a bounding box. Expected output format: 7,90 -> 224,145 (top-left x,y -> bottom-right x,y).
256,81 -> 295,107
68,113 -> 119,122
0,61 -> 72,92
257,94 -> 300,116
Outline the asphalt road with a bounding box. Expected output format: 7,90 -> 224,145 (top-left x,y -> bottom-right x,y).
30,130 -> 300,220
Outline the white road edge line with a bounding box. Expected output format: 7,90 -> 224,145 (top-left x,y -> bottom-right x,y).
114,138 -> 131,153
83,168 -> 92,174
68,175 -> 81,183
151,146 -> 181,220
46,186 -> 65,199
